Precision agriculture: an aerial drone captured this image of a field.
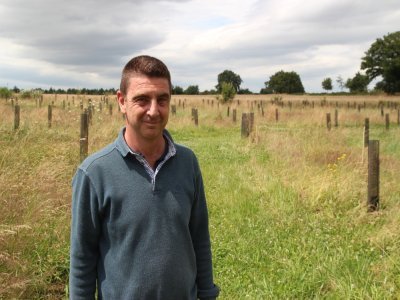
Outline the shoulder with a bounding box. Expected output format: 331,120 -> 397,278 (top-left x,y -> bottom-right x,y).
78,127 -> 129,175
78,142 -> 119,174
73,142 -> 122,190
171,142 -> 202,175
164,129 -> 198,162
174,142 -> 195,156
173,142 -> 199,163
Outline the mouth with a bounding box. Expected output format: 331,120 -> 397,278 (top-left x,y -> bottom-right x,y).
143,121 -> 161,129
144,121 -> 159,125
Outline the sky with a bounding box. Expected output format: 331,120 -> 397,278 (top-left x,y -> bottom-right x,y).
0,0 -> 399,93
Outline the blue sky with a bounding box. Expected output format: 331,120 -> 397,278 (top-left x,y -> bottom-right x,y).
0,0 -> 399,93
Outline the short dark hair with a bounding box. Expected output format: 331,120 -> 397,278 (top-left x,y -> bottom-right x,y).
119,55 -> 172,95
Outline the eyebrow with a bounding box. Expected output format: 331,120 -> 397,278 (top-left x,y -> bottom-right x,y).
158,93 -> 171,99
131,92 -> 170,100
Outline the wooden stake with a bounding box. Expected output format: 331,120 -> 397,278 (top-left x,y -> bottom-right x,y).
385,113 -> 389,130
48,105 -> 52,128
334,109 -> 338,127
80,110 -> 89,162
364,118 -> 369,147
241,113 -> 250,137
326,113 -> 331,131
367,140 -> 379,212
14,104 -> 20,130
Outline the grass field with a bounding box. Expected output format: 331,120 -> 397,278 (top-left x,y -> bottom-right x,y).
1,94 -> 399,299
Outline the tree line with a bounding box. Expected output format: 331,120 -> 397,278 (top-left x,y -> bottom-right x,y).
1,31 -> 399,101
0,87 -> 117,99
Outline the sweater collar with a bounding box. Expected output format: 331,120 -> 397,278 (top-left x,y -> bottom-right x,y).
115,127 -> 176,158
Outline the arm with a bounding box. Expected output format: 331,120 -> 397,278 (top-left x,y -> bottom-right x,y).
69,168 -> 101,299
189,159 -> 220,300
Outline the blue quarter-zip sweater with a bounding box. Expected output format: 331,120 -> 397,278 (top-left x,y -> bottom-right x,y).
69,128 -> 219,299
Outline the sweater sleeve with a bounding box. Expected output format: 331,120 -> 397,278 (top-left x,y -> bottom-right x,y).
189,158 -> 220,299
69,168 -> 101,299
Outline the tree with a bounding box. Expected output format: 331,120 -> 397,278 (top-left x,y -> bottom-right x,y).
216,70 -> 242,93
336,75 -> 345,91
200,89 -> 217,95
172,85 -> 184,95
261,70 -> 305,94
237,88 -> 253,94
345,72 -> 370,93
184,85 -> 199,95
0,87 -> 12,99
379,60 -> 400,94
20,90 -> 33,99
361,31 -> 400,94
220,82 -> 236,103
322,78 -> 332,91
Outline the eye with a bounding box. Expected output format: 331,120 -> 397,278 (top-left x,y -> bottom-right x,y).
133,96 -> 149,106
157,95 -> 170,106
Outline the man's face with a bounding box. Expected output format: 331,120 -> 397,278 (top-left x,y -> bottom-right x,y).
117,75 -> 170,142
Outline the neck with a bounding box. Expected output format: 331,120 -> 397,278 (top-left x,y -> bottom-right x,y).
124,128 -> 166,169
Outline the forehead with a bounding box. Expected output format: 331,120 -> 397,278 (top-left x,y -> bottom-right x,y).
127,75 -> 170,95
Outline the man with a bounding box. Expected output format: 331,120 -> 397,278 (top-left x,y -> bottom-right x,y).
69,55 -> 219,299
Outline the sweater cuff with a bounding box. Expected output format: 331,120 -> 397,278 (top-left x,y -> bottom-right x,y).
198,284 -> 220,299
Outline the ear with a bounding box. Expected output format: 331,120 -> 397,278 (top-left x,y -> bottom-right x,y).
116,90 -> 127,114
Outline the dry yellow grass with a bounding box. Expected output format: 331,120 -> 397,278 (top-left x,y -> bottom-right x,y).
0,93 -> 399,298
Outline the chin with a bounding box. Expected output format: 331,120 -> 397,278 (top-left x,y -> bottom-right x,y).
142,131 -> 163,140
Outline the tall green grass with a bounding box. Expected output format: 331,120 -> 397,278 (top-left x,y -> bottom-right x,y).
0,95 -> 399,298
172,122 -> 399,299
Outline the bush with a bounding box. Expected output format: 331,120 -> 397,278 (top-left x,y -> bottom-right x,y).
20,90 -> 33,99
220,82 -> 236,103
0,87 -> 12,99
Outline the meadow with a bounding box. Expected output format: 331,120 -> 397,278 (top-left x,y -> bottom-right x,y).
0,93 -> 399,299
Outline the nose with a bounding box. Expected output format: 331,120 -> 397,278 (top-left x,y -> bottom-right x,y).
147,99 -> 159,118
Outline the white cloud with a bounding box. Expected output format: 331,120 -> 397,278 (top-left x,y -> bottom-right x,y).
0,0 -> 399,92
